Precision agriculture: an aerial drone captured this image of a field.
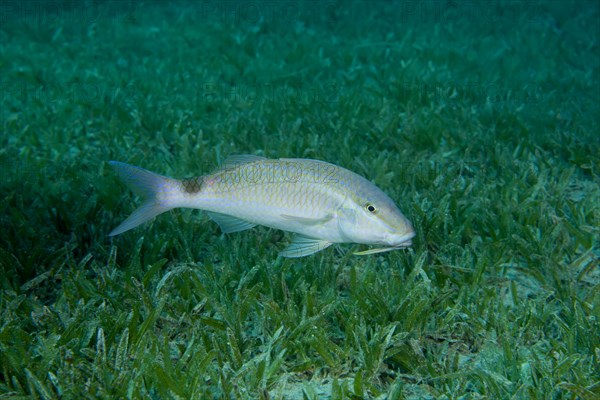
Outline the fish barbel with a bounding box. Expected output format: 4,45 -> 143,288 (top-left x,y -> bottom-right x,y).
108,155 -> 415,257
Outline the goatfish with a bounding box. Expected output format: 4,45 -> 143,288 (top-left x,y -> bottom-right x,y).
108,155 -> 415,258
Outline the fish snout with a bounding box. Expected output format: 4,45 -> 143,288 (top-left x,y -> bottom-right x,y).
384,229 -> 415,247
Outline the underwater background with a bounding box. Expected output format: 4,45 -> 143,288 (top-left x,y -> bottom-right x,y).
1,1 -> 598,398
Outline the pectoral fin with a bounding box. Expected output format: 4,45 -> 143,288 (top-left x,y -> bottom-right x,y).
207,212 -> 256,233
280,214 -> 333,226
280,235 -> 333,258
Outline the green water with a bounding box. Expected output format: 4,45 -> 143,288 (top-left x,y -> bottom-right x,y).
1,1 -> 598,398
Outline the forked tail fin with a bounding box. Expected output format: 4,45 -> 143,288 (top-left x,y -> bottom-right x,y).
108,161 -> 176,236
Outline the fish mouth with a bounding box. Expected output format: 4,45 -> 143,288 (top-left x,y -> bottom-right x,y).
353,233 -> 414,256
395,239 -> 412,248
386,231 -> 415,247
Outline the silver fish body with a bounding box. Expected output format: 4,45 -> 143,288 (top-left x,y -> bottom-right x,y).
109,155 -> 414,257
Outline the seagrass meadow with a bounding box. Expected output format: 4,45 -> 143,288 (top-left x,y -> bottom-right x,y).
0,1 -> 599,399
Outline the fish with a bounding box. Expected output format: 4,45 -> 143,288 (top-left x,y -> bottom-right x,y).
108,155 -> 415,258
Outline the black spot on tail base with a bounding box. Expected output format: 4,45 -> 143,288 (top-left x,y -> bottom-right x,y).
181,177 -> 203,194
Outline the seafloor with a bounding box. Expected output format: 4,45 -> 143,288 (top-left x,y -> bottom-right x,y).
1,1 -> 598,399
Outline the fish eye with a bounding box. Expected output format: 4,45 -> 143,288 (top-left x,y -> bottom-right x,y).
365,203 -> 377,213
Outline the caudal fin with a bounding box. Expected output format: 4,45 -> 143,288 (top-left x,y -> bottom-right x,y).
108,161 -> 175,236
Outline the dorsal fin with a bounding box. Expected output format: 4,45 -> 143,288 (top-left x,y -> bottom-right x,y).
222,154 -> 267,169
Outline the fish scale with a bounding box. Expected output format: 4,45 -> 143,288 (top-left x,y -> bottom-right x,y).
108,155 -> 415,257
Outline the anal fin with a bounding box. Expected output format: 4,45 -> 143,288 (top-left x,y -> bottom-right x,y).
207,212 -> 256,233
